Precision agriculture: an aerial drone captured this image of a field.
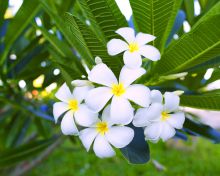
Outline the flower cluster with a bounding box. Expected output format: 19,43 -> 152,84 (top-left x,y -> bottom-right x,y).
53,27 -> 185,158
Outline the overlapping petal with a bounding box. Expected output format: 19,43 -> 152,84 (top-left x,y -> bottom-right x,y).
164,92 -> 180,112
160,122 -> 176,141
61,110 -> 78,135
79,128 -> 98,151
135,33 -> 156,46
150,90 -> 163,104
111,96 -> 133,125
55,83 -> 74,102
107,39 -> 128,55
53,102 -> 69,123
144,122 -> 162,142
88,63 -> 118,87
123,51 -> 142,69
119,66 -> 146,87
106,126 -> 134,148
85,87 -> 113,112
93,135 -> 115,158
139,45 -> 161,61
115,27 -> 135,43
167,112 -> 185,129
124,84 -> 150,107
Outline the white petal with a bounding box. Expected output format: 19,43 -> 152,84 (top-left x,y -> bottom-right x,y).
167,112 -> 185,129
55,83 -> 74,102
88,63 -> 118,87
124,84 -> 150,107
93,134 -> 115,158
144,122 -> 162,142
151,90 -> 163,104
101,105 -> 114,126
106,126 -> 134,148
133,103 -> 163,127
85,87 -> 113,112
61,110 -> 78,135
74,104 -> 98,127
116,27 -> 135,43
123,51 -> 142,69
79,128 -> 98,151
135,33 -> 156,46
107,39 -> 128,55
111,97 -> 133,125
119,66 -> 146,87
139,45 -> 161,61
73,86 -> 93,103
160,122 -> 176,141
53,102 -> 69,123
164,92 -> 180,112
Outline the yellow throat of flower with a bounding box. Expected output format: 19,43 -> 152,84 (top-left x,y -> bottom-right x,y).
96,122 -> 108,135
128,42 -> 139,53
112,83 -> 126,97
68,99 -> 79,112
161,111 -> 170,121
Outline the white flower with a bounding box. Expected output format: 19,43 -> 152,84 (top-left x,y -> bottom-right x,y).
53,83 -> 98,135
85,63 -> 151,125
79,105 -> 134,158
133,90 -> 185,142
107,27 -> 161,69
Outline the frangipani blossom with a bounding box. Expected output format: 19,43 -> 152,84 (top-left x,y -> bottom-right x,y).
53,83 -> 98,135
107,27 -> 161,69
79,105 -> 134,158
85,63 -> 151,125
133,90 -> 185,142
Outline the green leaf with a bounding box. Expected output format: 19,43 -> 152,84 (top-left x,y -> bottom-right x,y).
0,0 -> 8,28
64,13 -> 122,74
183,0 -> 194,25
184,118 -> 220,143
0,0 -> 41,65
0,137 -> 58,168
130,0 -> 182,52
180,92 -> 220,110
153,2 -> 220,75
120,125 -> 150,164
78,0 -> 127,42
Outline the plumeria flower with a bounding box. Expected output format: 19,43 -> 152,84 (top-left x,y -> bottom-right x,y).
53,83 -> 98,135
79,105 -> 134,158
85,62 -> 151,125
107,27 -> 161,69
133,90 -> 185,142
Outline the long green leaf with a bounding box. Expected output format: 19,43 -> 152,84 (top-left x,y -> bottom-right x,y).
0,0 -> 41,65
0,137 -> 57,167
0,0 -> 8,28
180,92 -> 220,110
153,2 -> 220,75
130,0 -> 182,52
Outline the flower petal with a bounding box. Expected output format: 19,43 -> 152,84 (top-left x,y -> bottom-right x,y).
79,128 -> 98,151
115,27 -> 135,43
111,97 -> 134,125
123,51 -> 142,69
61,110 -> 78,135
164,92 -> 180,112
93,134 -> 115,158
107,39 -> 128,55
73,86 -> 93,103
151,90 -> 163,104
106,126 -> 134,148
88,63 -> 118,87
135,33 -> 156,46
74,104 -> 98,127
144,122 -> 162,142
124,84 -> 150,107
133,103 -> 163,127
55,83 -> 74,102
85,87 -> 113,112
101,105 -> 114,126
167,112 -> 185,129
119,66 -> 146,87
53,102 -> 69,123
139,45 -> 161,61
160,122 -> 176,141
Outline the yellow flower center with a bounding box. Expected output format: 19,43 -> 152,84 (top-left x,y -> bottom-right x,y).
112,83 -> 126,97
68,99 -> 79,112
96,122 -> 108,135
161,111 -> 170,121
128,42 -> 139,53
